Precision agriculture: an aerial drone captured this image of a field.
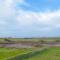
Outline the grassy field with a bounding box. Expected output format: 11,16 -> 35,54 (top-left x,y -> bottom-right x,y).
25,47 -> 60,60
0,38 -> 60,41
0,48 -> 34,60
0,38 -> 60,60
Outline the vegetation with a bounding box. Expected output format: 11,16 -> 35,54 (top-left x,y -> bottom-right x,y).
0,38 -> 60,42
0,48 -> 34,60
0,38 -> 60,60
7,48 -> 47,60
25,47 -> 60,60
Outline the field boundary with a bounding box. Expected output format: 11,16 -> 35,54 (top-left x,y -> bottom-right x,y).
7,47 -> 48,60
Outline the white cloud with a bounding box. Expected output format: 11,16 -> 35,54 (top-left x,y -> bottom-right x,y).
0,0 -> 15,17
0,0 -> 28,24
17,9 -> 60,32
0,0 -> 60,37
0,0 -> 16,26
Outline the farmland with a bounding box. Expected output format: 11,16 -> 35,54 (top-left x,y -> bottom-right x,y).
26,47 -> 60,60
0,38 -> 60,60
0,38 -> 60,41
0,48 -> 35,60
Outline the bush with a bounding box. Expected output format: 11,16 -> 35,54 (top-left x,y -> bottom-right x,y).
55,40 -> 60,42
4,38 -> 11,42
40,40 -> 46,44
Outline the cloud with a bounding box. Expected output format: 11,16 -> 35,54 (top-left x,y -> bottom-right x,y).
0,0 -> 60,37
17,9 -> 60,31
0,0 -> 16,37
0,0 -> 16,26
0,0 -> 15,17
16,8 -> 60,37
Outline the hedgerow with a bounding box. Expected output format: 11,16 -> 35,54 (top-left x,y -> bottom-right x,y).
7,48 -> 48,60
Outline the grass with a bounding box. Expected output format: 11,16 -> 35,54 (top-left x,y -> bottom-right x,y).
0,38 -> 60,42
0,48 -> 34,60
0,38 -> 60,60
25,47 -> 60,60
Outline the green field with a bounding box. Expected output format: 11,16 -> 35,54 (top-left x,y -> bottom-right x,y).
0,38 -> 60,41
25,47 -> 60,60
0,38 -> 60,60
0,48 -> 34,60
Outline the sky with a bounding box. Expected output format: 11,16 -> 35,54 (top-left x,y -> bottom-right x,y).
0,0 -> 60,38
